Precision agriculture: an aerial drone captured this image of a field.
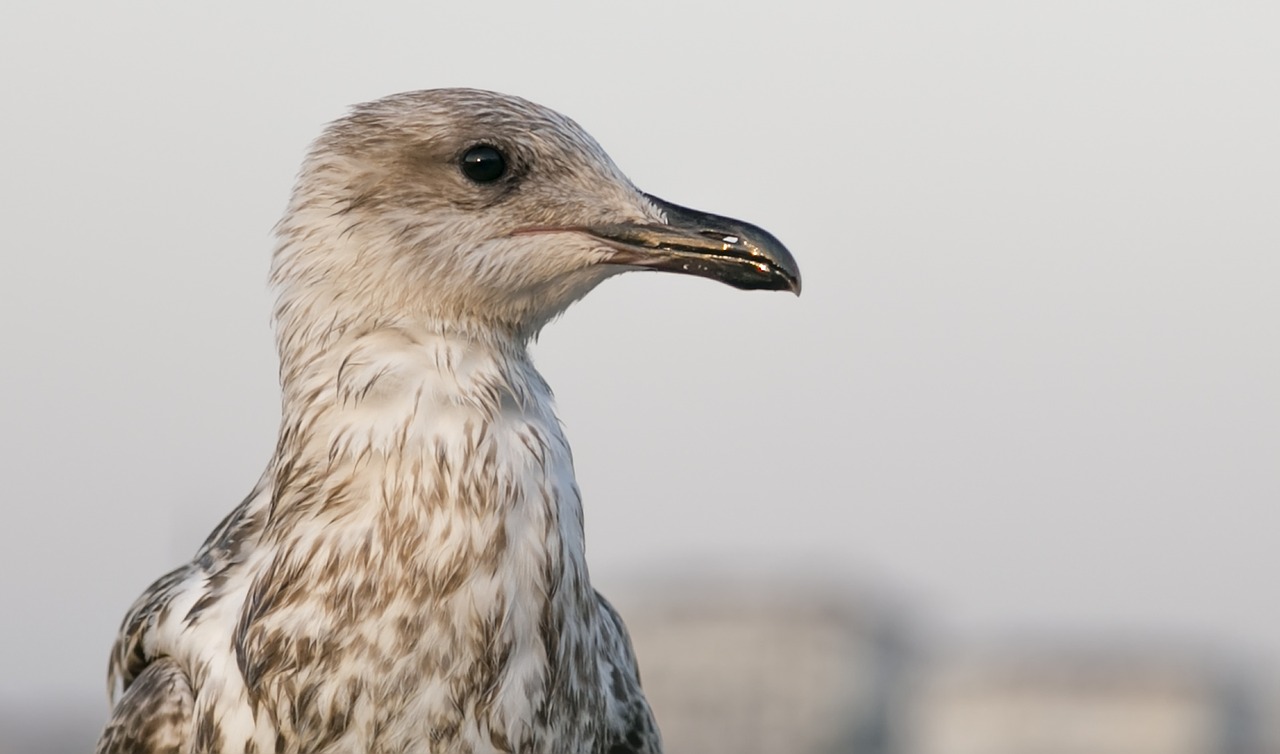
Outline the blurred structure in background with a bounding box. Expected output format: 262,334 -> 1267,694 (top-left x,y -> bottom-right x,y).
901,651 -> 1260,754
1261,687 -> 1280,754
612,577 -> 1271,754
611,578 -> 911,754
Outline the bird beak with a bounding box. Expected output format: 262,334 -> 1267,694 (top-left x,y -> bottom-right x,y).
586,193 -> 801,295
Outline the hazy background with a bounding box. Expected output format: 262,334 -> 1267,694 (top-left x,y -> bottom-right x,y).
1,0 -> 1276,747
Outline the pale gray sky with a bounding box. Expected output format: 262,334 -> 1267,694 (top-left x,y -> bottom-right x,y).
1,0 -> 1276,711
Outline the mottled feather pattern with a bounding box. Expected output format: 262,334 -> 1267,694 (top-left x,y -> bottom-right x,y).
98,659 -> 195,754
104,335 -> 658,753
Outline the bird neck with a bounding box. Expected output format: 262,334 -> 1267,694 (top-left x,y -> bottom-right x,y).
265,319 -> 597,631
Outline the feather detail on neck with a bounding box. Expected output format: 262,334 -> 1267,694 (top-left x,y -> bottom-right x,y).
242,324 -> 602,750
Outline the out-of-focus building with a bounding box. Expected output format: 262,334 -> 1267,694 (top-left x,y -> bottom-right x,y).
610,579 -> 910,754
1257,686 -> 1280,754
901,650 -> 1257,754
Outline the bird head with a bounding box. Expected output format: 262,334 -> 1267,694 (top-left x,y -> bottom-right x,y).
272,88 -> 799,350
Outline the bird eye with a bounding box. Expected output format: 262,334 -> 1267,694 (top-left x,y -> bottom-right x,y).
460,145 -> 507,183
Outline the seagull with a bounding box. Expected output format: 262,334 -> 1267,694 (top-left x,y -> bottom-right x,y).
97,88 -> 800,754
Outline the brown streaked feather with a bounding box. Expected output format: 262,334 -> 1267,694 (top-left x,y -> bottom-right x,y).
96,658 -> 194,754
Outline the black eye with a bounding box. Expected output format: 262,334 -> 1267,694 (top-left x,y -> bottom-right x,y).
460,145 -> 507,183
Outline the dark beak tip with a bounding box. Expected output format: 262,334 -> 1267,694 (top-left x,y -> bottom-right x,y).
604,193 -> 804,297
768,247 -> 802,296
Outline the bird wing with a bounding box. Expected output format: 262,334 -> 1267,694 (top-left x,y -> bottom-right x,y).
101,481 -> 269,752
96,656 -> 194,754
98,562 -> 198,754
107,562 -> 191,696
596,592 -> 663,754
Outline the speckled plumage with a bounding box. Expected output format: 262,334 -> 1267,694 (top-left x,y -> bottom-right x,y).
98,88 -> 796,754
